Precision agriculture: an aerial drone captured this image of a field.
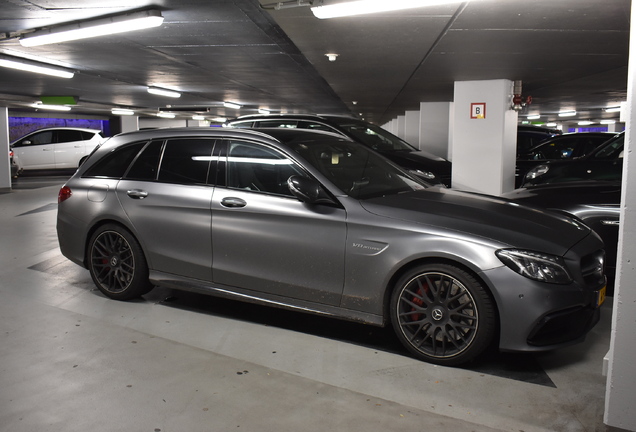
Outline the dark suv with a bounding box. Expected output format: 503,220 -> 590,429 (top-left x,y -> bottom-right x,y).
227,114 -> 452,187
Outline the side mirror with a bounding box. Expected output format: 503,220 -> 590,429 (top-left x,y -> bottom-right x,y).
287,175 -> 321,203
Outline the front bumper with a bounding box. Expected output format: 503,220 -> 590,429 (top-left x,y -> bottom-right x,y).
480,265 -> 604,353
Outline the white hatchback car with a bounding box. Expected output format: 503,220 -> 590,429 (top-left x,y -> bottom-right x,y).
11,127 -> 104,175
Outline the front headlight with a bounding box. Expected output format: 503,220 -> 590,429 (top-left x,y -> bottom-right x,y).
525,164 -> 549,180
496,249 -> 572,284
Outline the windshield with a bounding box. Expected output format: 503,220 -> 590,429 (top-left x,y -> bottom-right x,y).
593,133 -> 624,159
327,117 -> 416,152
288,140 -> 427,200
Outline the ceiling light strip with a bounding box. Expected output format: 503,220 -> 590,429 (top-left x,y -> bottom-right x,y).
31,103 -> 72,111
147,87 -> 181,98
311,0 -> 465,19
0,58 -> 74,78
20,10 -> 164,47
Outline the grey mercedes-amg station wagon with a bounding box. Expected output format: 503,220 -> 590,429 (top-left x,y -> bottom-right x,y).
57,127 -> 606,366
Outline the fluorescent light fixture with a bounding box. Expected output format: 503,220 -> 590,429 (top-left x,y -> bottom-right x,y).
311,0 -> 464,19
558,110 -> 576,117
213,117 -> 227,123
546,122 -> 558,127
605,106 -> 622,113
258,108 -> 270,114
147,87 -> 181,98
601,120 -> 616,125
31,102 -> 71,111
526,114 -> 541,120
224,101 -> 242,109
578,120 -> 594,126
192,115 -> 205,121
156,112 -> 176,118
112,108 -> 135,115
0,57 -> 74,78
20,9 -> 164,47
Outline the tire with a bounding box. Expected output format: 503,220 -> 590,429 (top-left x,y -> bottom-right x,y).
88,224 -> 153,300
390,263 -> 495,366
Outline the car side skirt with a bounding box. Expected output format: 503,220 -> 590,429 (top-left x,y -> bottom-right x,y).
149,270 -> 385,326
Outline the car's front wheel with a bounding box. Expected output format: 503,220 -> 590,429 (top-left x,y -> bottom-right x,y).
390,263 -> 495,366
88,224 -> 153,300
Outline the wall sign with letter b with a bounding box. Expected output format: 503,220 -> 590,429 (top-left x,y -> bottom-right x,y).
471,103 -> 486,119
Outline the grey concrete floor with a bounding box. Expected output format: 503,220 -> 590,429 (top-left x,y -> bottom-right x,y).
0,174 -> 614,432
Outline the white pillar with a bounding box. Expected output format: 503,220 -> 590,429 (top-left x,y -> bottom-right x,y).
0,107 -> 10,192
451,79 -> 517,195
404,110 -> 420,147
120,115 -> 139,133
396,115 -> 406,140
419,102 -> 453,159
604,1 -> 636,428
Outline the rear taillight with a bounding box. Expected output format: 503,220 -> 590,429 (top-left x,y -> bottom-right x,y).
58,186 -> 72,203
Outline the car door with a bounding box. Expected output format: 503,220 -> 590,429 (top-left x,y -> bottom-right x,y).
12,130 -> 55,169
211,139 -> 347,305
116,138 -> 216,281
52,129 -> 91,169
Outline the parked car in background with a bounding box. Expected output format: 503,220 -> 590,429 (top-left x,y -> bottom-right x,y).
516,124 -> 561,153
11,127 -> 104,175
502,181 -> 620,290
522,132 -> 624,187
227,114 -> 452,187
515,132 -> 614,187
9,149 -> 17,178
57,127 -> 605,366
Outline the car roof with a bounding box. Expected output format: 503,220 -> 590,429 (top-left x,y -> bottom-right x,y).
229,113 -> 358,123
102,126 -> 350,152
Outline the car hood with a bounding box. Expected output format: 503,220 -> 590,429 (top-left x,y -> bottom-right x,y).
360,188 -> 591,255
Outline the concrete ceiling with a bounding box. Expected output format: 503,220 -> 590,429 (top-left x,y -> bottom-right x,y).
0,0 -> 630,125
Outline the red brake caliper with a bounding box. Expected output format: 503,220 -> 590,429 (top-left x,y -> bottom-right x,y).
411,281 -> 429,321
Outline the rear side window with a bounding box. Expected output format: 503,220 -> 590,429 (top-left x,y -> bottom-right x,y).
84,142 -> 147,178
158,138 -> 215,184
126,140 -> 163,181
80,131 -> 100,140
56,130 -> 85,143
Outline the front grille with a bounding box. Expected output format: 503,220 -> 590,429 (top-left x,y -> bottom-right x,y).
581,249 -> 606,288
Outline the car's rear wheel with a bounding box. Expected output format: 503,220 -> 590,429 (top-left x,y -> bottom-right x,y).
88,224 -> 153,300
390,263 -> 495,366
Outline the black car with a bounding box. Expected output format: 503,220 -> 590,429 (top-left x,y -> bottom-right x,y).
502,181 -> 620,291
515,132 -> 614,187
522,132 -> 624,186
516,124 -> 561,153
227,114 -> 452,187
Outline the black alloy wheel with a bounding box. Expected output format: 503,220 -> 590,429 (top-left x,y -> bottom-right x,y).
390,263 -> 495,366
88,224 -> 153,300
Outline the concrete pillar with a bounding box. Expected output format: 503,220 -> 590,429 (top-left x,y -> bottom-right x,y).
604,1 -> 636,428
451,79 -> 517,195
403,110 -> 420,147
419,102 -> 453,159
0,107 -> 10,192
120,115 -> 139,133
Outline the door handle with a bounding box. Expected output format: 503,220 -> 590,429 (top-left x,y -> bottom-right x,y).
221,197 -> 247,208
127,189 -> 149,199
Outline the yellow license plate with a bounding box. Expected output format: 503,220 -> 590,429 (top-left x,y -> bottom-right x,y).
596,286 -> 607,308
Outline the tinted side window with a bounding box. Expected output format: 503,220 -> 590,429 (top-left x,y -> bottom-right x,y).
19,131 -> 54,146
298,121 -> 337,133
226,141 -> 303,196
125,140 -> 163,181
594,135 -> 624,160
158,138 -> 215,184
56,130 -> 85,143
255,120 -> 298,128
230,121 -> 254,129
84,142 -> 147,178
81,131 -> 100,140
